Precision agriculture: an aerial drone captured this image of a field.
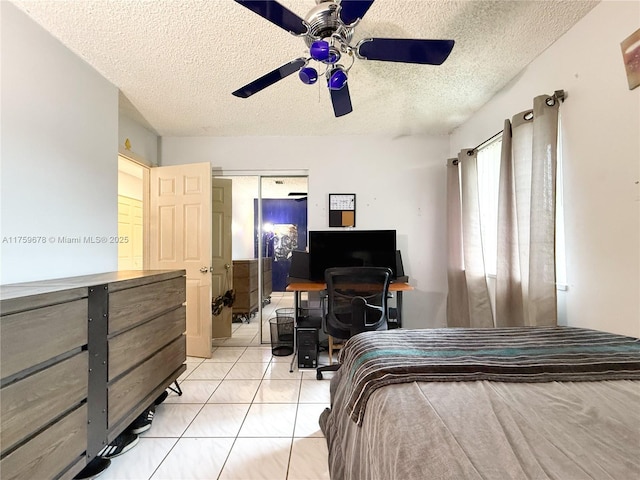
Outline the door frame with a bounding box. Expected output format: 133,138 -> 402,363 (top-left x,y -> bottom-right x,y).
117,152 -> 151,270
125,162 -> 308,349
215,169 -> 308,344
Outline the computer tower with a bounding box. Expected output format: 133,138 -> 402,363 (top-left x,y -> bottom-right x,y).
297,328 -> 319,368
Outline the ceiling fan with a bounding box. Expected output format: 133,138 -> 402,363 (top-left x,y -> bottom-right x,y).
288,191 -> 308,201
231,0 -> 455,117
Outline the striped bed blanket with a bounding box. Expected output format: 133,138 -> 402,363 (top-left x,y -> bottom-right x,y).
339,327 -> 640,425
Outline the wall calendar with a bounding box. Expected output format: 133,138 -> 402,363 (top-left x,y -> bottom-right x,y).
329,193 -> 356,227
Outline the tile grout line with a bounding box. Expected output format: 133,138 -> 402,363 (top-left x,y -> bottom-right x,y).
216,347 -> 282,479
149,294 -> 310,479
214,337 -> 302,479
146,355 -> 210,480
151,347 -> 249,480
285,370 -> 305,480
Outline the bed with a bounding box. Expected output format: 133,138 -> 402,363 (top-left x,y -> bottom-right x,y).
319,327 -> 640,479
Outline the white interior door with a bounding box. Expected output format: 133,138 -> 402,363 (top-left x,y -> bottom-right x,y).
149,162 -> 212,358
211,178 -> 233,339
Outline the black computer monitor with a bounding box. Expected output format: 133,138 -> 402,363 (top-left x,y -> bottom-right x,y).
308,230 -> 397,281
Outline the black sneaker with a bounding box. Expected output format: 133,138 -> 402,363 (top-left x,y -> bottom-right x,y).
154,390 -> 169,405
73,457 -> 111,479
127,405 -> 155,434
98,432 -> 139,459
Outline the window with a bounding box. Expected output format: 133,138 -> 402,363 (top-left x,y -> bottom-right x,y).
477,139 -> 502,276
476,134 -> 566,287
555,121 -> 567,289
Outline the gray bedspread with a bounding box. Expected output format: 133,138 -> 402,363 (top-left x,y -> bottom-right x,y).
337,327 -> 640,425
320,327 -> 640,480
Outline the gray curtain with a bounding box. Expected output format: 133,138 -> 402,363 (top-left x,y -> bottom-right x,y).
446,152 -> 493,328
495,95 -> 559,326
446,157 -> 469,327
447,93 -> 560,328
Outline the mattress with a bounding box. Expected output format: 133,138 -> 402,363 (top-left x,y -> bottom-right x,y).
320,327 -> 640,479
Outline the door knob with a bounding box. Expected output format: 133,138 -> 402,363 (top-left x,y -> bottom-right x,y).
200,267 -> 209,273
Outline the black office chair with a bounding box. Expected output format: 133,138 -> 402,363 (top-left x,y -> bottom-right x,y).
316,266 -> 392,380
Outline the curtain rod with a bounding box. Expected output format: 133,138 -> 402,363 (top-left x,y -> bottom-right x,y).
453,89 -> 566,163
451,130 -> 501,164
466,130 -> 503,156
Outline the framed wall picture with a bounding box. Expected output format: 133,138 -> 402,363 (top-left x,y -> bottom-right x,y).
329,193 -> 356,227
621,27 -> 640,90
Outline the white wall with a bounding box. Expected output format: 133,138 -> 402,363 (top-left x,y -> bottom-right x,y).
118,172 -> 143,201
162,135 -> 450,328
119,113 -> 159,166
0,2 -> 119,284
451,1 -> 640,337
225,176 -> 260,259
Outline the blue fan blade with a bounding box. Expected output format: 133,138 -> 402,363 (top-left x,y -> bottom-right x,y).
339,0 -> 375,25
358,38 -> 455,65
232,58 -> 307,98
234,0 -> 306,35
330,83 -> 353,117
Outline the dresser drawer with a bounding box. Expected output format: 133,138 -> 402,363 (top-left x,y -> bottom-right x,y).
234,290 -> 258,311
0,404 -> 87,480
233,260 -> 257,278
233,277 -> 257,294
0,299 -> 87,380
108,335 -> 186,429
109,306 -> 185,381
1,352 -> 88,454
109,276 -> 185,334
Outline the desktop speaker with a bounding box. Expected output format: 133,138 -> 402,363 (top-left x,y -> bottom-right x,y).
297,327 -> 319,368
395,250 -> 405,277
288,250 -> 310,281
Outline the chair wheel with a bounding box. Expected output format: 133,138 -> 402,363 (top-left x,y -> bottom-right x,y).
316,371 -> 323,380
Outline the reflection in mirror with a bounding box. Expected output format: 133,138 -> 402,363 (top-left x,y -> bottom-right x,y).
211,175 -> 308,348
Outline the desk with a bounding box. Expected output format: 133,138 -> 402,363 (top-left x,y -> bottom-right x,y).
286,281 -> 413,327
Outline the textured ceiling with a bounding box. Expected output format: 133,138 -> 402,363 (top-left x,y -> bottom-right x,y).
12,0 -> 598,137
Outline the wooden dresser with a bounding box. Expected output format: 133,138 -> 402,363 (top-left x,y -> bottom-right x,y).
0,270 -> 186,480
232,259 -> 258,319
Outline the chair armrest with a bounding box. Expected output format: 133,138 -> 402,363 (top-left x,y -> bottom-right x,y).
350,297 -> 386,335
350,297 -> 367,334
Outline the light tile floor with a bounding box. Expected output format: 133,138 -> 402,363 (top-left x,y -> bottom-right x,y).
101,293 -> 334,480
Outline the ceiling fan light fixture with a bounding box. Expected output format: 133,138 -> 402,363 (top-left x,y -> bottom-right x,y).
325,47 -> 341,64
310,40 -> 330,61
327,67 -> 348,90
299,67 -> 318,85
